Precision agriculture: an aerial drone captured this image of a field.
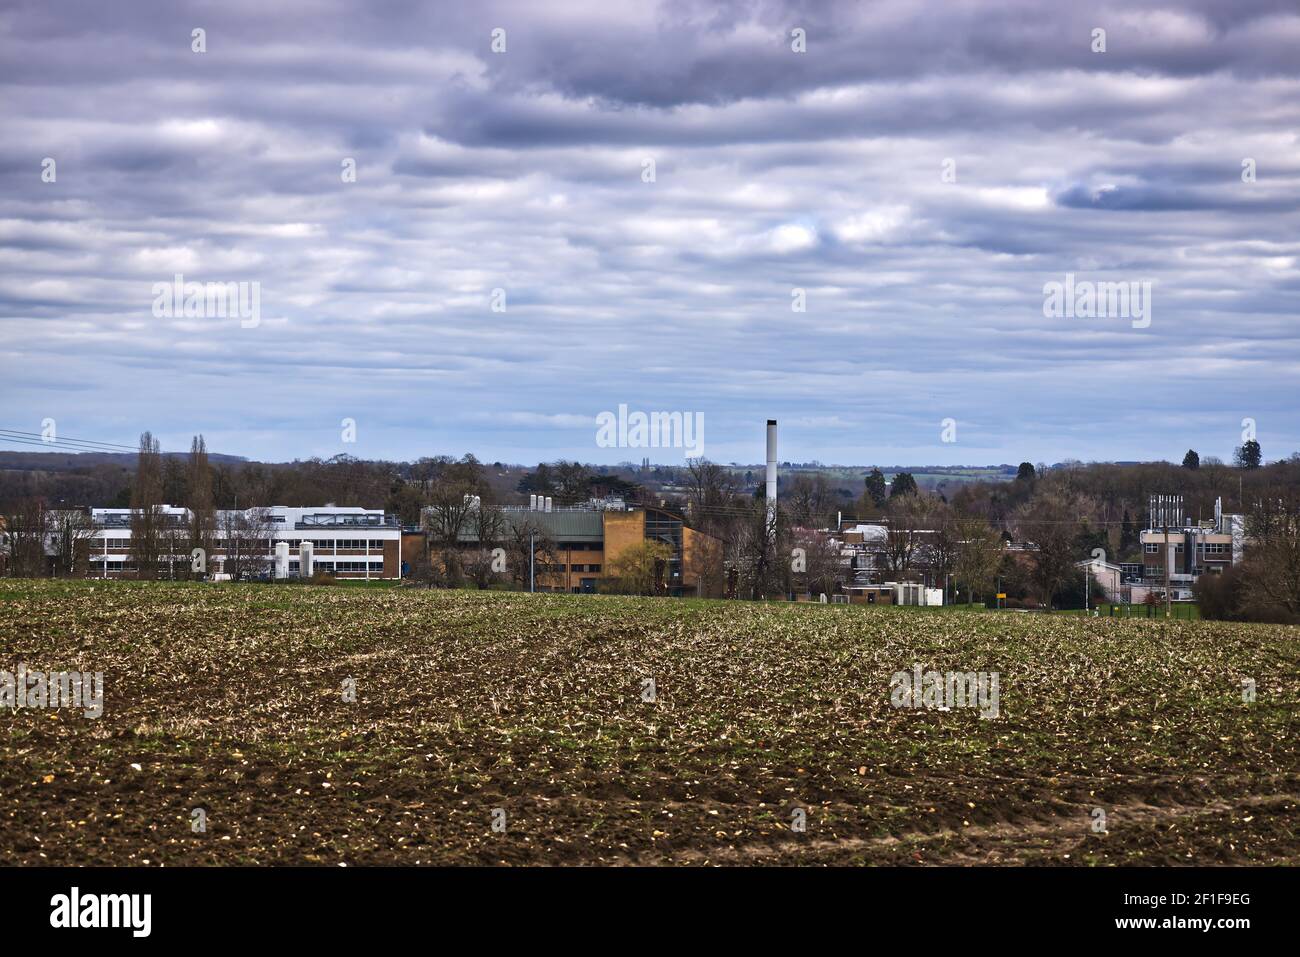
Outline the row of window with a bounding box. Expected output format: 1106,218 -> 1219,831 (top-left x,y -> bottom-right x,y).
89,559 -> 382,572
91,538 -> 390,551
89,554 -> 383,564
1144,542 -> 1230,555
91,555 -> 204,563
273,539 -> 391,550
295,540 -> 387,550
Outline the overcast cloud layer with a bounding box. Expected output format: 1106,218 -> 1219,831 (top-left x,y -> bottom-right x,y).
2,0 -> 1298,466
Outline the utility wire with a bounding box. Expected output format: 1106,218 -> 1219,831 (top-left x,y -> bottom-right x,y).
0,435 -> 141,454
0,428 -> 170,455
0,428 -> 141,452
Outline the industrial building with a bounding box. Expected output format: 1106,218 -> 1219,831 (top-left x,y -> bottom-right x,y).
85,505 -> 401,579
29,496 -> 724,593
1127,496 -> 1242,602
406,499 -> 720,596
1079,495 -> 1245,604
835,521 -> 950,604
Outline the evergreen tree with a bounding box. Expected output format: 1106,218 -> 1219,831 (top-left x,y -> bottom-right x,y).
889,472 -> 918,498
864,468 -> 888,508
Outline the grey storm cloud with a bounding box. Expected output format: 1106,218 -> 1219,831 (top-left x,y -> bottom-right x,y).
0,0 -> 1298,467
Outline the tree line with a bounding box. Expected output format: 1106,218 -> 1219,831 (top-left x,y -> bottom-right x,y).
4,435 -> 1299,619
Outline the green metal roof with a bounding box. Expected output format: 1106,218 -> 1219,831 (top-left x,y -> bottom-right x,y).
456,509 -> 604,543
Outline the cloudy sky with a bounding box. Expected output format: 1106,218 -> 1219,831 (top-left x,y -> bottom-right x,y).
2,0 -> 1298,467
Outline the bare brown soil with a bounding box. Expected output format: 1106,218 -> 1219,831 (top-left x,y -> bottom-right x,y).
1,581 -> 1296,865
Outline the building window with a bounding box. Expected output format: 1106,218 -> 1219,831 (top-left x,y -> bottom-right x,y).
328,561 -> 380,572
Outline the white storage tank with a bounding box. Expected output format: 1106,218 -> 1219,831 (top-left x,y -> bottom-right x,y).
893,582 -> 924,606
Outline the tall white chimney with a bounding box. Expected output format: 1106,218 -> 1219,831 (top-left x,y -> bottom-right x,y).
766,419 -> 778,532
529,494 -> 538,510
545,496 -> 554,513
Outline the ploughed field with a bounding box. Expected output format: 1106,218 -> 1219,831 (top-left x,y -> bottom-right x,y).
1,579 -> 1297,865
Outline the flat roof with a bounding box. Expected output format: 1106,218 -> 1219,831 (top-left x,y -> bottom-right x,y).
458,509 -> 604,543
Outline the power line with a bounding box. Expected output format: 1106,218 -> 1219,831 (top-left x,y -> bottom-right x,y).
0,428 -> 140,451
0,434 -> 140,455
0,427 -> 184,457
0,428 -> 142,453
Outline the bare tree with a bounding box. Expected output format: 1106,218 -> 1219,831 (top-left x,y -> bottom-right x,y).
186,435 -> 217,579
786,474 -> 834,529
405,539 -> 436,587
602,540 -> 673,596
471,494 -> 506,544
792,528 -> 845,597
1014,486 -> 1094,609
727,496 -> 785,600
882,493 -> 934,579
953,515 -> 1003,604
683,459 -> 739,535
423,456 -> 485,584
462,495 -> 508,588
924,501 -> 960,593
463,548 -> 501,589
1241,492 -> 1300,620
686,530 -> 727,598
504,516 -> 557,591
221,508 -> 272,580
129,432 -> 165,579
50,509 -> 94,577
407,456 -> 444,498
3,498 -> 49,577
159,522 -> 190,579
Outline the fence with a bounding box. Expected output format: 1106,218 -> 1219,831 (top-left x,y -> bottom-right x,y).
1103,602 -> 1199,620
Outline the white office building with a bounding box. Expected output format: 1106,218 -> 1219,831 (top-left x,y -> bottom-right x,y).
86,505 -> 400,580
